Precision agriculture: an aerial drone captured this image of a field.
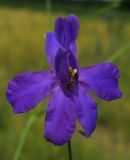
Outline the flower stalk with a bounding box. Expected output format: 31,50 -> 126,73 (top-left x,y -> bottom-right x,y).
68,141 -> 72,160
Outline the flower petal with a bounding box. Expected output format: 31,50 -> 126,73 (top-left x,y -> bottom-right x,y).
70,42 -> 78,59
76,86 -> 98,136
44,86 -> 77,146
55,14 -> 80,49
6,71 -> 55,113
79,62 -> 122,101
45,32 -> 60,68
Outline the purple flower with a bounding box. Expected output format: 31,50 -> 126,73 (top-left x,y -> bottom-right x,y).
6,15 -> 122,146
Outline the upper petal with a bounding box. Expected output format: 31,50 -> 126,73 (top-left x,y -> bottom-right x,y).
69,42 -> 78,59
6,71 -> 55,113
76,86 -> 98,136
79,62 -> 122,101
55,14 -> 80,49
44,86 -> 77,146
45,32 -> 60,68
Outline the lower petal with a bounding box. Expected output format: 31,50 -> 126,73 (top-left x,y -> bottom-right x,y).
76,86 -> 98,136
6,71 -> 55,113
79,62 -> 122,101
44,86 -> 77,146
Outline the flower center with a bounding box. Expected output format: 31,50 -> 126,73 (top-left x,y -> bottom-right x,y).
55,48 -> 79,97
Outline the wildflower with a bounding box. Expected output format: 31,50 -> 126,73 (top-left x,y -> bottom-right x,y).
6,15 -> 122,146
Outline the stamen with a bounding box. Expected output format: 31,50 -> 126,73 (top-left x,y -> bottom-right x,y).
67,67 -> 78,90
73,69 -> 77,74
69,66 -> 73,72
69,67 -> 77,78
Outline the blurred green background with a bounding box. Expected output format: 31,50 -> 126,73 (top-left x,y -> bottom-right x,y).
0,0 -> 130,160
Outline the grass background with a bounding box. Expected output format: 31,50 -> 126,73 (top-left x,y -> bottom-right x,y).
0,1 -> 130,160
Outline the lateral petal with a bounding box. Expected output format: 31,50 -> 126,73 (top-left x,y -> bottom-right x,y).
6,71 -> 55,113
79,62 -> 122,101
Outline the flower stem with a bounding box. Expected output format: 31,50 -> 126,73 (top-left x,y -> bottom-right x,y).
46,0 -> 52,30
86,2 -> 120,19
13,115 -> 37,160
106,42 -> 130,62
67,141 -> 72,160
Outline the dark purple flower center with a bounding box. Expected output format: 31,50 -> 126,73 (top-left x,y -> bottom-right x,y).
55,48 -> 79,97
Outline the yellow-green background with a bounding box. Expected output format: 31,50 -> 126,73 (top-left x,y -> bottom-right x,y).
0,1 -> 130,160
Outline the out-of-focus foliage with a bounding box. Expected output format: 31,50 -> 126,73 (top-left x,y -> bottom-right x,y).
0,0 -> 130,9
0,1 -> 130,160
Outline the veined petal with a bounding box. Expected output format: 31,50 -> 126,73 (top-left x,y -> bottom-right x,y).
6,71 -> 55,113
44,86 -> 77,146
55,14 -> 80,49
70,42 -> 78,59
76,86 -> 98,136
79,62 -> 122,101
45,32 -> 60,68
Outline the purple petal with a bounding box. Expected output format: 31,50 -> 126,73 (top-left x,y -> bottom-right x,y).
76,86 -> 98,136
44,86 -> 77,146
79,62 -> 122,101
45,32 -> 60,68
55,48 -> 79,97
6,71 -> 55,113
70,42 -> 78,59
55,14 -> 80,49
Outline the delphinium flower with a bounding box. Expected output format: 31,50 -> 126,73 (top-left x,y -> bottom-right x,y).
6,15 -> 122,146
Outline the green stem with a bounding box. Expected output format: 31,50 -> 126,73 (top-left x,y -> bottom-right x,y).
106,43 -> 130,62
39,0 -> 52,70
13,115 -> 37,160
46,0 -> 52,30
86,2 -> 120,19
67,141 -> 72,160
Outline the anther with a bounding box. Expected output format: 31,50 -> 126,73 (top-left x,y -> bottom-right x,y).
69,67 -> 77,78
